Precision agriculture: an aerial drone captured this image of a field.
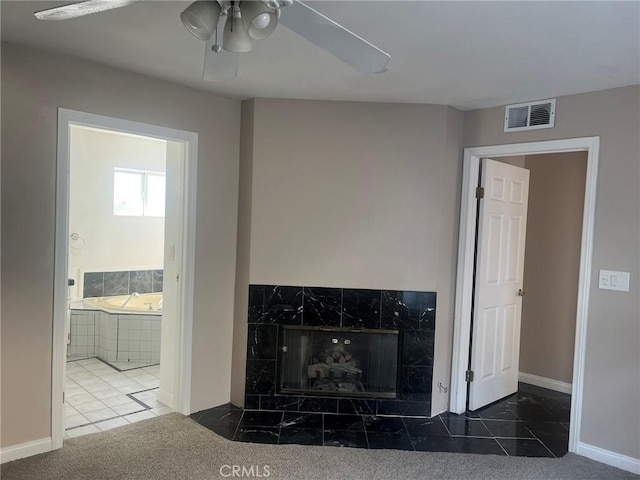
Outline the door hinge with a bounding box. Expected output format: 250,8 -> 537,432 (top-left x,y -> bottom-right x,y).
63,391 -> 65,403
475,186 -> 485,199
465,370 -> 475,382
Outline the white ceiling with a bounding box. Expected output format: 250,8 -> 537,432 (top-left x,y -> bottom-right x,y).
2,1 -> 639,110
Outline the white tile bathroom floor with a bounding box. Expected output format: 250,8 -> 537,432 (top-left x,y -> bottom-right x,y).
64,357 -> 171,439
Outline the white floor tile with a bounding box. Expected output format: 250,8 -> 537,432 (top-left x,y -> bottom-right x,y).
118,383 -> 146,394
66,363 -> 88,372
111,402 -> 146,416
67,372 -> 97,382
95,417 -> 130,431
65,413 -> 90,429
73,399 -> 108,414
137,379 -> 160,389
150,406 -> 172,416
66,393 -> 99,407
109,361 -> 157,371
65,387 -> 89,398
65,384 -> 81,394
66,424 -> 100,438
107,377 -> 141,388
65,405 -> 80,418
131,390 -> 158,402
67,369 -> 96,383
85,369 -> 117,379
83,407 -> 119,423
131,391 -> 164,408
74,371 -> 104,381
76,358 -> 102,367
85,363 -> 116,373
65,378 -> 79,387
126,373 -> 156,383
123,368 -> 151,379
83,382 -> 117,394
69,355 -> 96,361
100,394 -> 136,408
124,410 -> 156,423
96,372 -> 125,382
69,364 -> 95,372
64,357 -> 163,436
74,375 -> 102,385
65,382 -> 86,390
135,398 -> 160,409
66,362 -> 85,370
91,387 -> 124,400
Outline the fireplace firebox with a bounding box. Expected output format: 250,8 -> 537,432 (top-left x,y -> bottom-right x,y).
280,326 -> 399,399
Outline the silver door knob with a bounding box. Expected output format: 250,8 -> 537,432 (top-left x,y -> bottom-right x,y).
517,289 -> 526,297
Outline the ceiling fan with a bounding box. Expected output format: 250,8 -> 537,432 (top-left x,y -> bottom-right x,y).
34,0 -> 391,82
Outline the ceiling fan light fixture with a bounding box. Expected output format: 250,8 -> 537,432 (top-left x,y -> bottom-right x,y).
253,13 -> 270,29
241,1 -> 279,40
181,1 -> 221,41
223,5 -> 253,53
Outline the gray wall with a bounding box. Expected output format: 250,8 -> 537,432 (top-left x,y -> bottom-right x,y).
231,100 -> 255,406
2,40 -> 638,464
230,98 -> 465,415
464,85 -> 640,459
1,43 -> 241,447
519,152 -> 587,385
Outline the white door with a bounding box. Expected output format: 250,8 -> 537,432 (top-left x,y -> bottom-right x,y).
468,159 -> 530,411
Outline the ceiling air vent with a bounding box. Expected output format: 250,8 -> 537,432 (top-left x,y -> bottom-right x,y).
504,99 -> 556,132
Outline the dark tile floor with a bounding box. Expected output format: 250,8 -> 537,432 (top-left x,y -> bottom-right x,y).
191,383 -> 570,457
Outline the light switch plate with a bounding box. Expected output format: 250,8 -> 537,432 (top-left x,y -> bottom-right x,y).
599,270 -> 630,292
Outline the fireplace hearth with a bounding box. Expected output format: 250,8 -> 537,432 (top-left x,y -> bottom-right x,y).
245,285 -> 436,417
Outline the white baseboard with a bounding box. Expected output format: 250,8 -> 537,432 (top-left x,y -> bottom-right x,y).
0,437 -> 52,464
577,441 -> 640,475
519,372 -> 572,394
157,389 -> 174,410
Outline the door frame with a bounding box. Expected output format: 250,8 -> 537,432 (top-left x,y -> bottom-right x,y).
52,108 -> 198,449
449,136 -> 600,455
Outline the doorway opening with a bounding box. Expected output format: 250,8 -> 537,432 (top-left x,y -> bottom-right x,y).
52,109 -> 199,449
65,125 -> 171,437
492,152 -> 586,398
450,137 -> 600,456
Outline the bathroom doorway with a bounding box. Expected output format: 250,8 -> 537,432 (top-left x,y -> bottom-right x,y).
52,109 -> 198,448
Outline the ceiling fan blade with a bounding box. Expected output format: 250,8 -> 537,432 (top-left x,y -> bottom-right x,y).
203,36 -> 239,82
34,0 -> 142,21
279,1 -> 390,74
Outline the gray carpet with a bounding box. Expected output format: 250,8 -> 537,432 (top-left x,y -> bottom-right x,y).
2,414 -> 638,480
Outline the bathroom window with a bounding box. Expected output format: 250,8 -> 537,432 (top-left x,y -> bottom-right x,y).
113,169 -> 166,217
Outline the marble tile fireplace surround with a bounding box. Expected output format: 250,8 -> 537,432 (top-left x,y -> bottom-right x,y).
245,285 -> 436,417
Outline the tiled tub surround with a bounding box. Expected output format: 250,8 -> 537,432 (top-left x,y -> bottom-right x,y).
245,285 -> 436,416
83,269 -> 163,298
68,310 -> 161,364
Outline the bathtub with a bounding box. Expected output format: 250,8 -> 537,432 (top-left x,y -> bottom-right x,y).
70,293 -> 162,363
83,292 -> 163,313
